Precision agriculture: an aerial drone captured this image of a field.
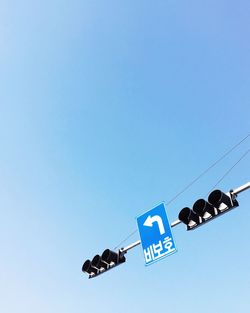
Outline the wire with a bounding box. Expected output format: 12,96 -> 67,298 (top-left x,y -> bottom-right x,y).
114,134 -> 250,250
113,229 -> 138,250
165,134 -> 249,206
207,148 -> 250,195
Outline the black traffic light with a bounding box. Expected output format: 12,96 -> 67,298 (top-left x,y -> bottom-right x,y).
178,189 -> 239,230
82,249 -> 126,278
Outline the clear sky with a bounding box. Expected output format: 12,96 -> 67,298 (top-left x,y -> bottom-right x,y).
0,1 -> 250,312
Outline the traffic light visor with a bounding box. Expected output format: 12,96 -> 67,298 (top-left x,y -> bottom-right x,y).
193,199 -> 215,218
92,254 -> 108,270
101,249 -> 118,264
82,259 -> 98,275
208,190 -> 232,209
178,207 -> 200,226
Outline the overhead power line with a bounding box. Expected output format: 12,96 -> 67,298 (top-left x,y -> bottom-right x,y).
83,182 -> 250,279
114,134 -> 249,250
207,148 -> 250,195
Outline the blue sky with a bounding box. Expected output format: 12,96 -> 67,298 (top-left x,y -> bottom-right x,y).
0,1 -> 250,312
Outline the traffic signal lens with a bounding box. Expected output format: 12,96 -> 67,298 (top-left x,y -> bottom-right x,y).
208,189 -> 236,212
101,249 -> 118,265
178,207 -> 200,227
82,259 -> 98,275
92,254 -> 108,270
178,207 -> 191,225
193,199 -> 215,219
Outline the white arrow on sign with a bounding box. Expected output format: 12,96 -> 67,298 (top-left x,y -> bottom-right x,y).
143,215 -> 165,235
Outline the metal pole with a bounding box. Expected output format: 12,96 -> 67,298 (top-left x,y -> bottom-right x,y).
121,219 -> 181,253
232,182 -> 250,195
121,182 -> 250,254
171,219 -> 181,227
120,240 -> 141,253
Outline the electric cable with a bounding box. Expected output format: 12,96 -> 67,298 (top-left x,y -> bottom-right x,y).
114,134 -> 250,250
207,148 -> 250,195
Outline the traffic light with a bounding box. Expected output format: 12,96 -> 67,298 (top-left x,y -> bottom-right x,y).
82,249 -> 126,278
178,189 -> 239,230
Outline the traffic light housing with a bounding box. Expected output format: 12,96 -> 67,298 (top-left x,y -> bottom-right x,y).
82,249 -> 126,278
178,189 -> 239,230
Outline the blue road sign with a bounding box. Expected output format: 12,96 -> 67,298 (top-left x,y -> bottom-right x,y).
136,203 -> 177,266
